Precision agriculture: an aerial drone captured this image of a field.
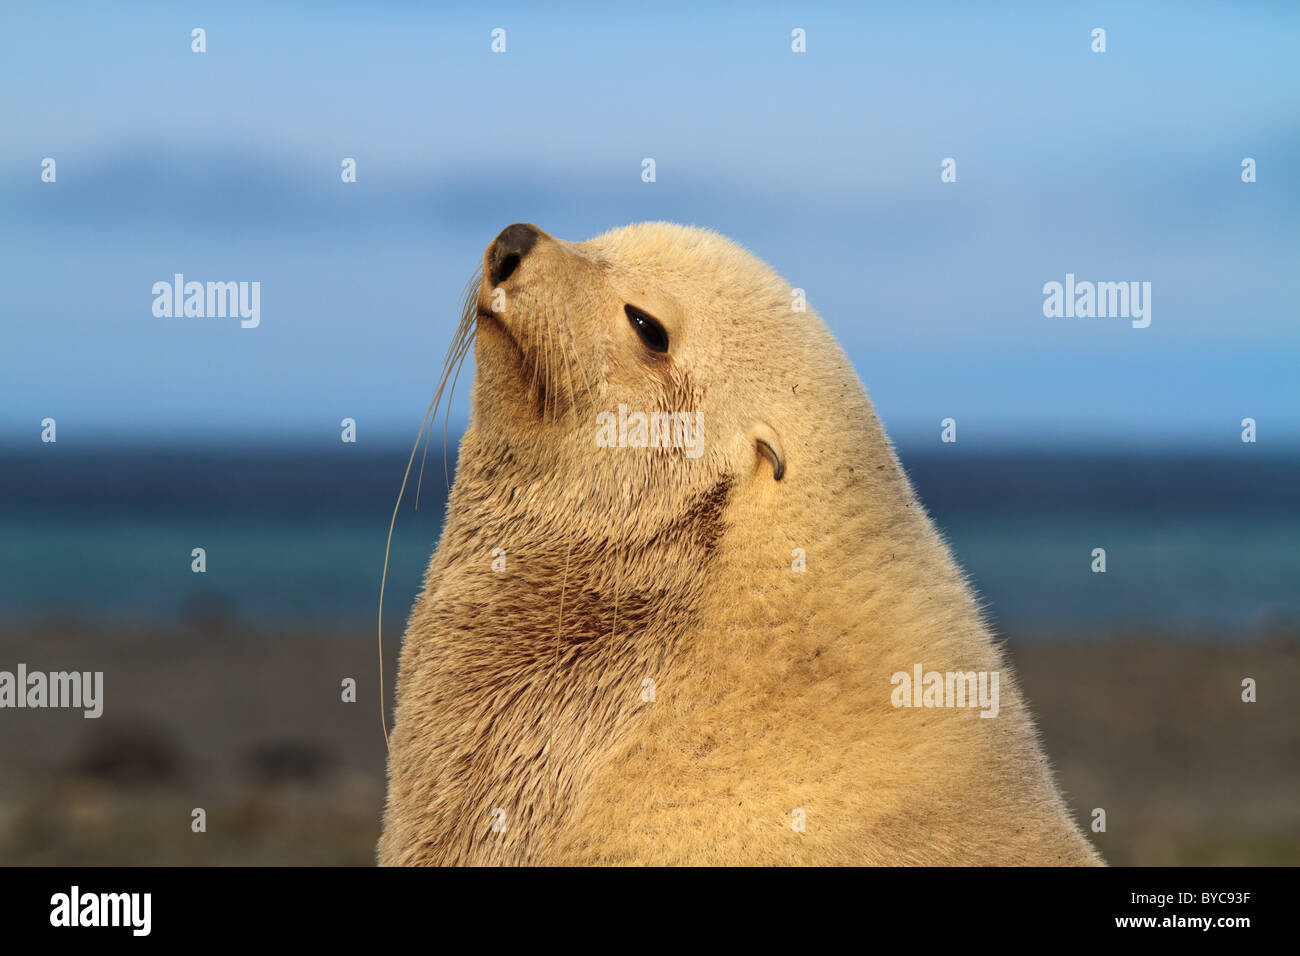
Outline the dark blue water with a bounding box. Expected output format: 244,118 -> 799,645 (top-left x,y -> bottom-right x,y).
1,443 -> 1296,636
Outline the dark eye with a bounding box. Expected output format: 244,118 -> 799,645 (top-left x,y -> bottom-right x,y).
624,304 -> 669,353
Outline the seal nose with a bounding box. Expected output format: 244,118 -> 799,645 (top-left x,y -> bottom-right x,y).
488,222 -> 541,286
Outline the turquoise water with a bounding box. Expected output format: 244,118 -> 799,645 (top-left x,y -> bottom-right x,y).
0,508 -> 437,629
943,514 -> 1300,634
0,446 -> 1296,636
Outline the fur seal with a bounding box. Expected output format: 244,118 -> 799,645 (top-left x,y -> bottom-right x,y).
379,222 -> 1101,866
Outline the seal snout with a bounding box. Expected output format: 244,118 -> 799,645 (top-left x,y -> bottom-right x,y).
487,222 -> 543,286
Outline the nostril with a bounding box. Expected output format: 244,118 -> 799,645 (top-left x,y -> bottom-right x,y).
488,223 -> 541,286
495,252 -> 521,285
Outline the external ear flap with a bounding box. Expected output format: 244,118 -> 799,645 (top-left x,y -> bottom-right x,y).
750,423 -> 785,481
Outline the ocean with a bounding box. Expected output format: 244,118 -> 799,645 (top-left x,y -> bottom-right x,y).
1,444 -> 1296,637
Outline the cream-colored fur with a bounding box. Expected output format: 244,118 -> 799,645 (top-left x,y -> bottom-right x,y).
379,222 -> 1101,866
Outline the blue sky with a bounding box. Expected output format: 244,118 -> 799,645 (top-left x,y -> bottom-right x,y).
2,1 -> 1297,447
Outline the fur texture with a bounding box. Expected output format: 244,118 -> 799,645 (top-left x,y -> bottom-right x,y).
379,222 -> 1101,866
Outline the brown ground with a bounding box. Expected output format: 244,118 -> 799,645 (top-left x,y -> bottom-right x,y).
0,622 -> 1295,865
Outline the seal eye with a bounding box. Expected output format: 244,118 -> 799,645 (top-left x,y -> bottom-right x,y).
624,304 -> 669,354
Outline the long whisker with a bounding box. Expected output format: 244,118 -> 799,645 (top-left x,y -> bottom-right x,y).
412,316 -> 471,512
441,333 -> 474,493
416,271 -> 480,509
378,270 -> 481,750
560,328 -> 598,412
416,329 -> 467,509
415,329 -> 470,509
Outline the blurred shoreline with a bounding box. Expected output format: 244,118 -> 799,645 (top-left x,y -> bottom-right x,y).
1,621 -> 1295,866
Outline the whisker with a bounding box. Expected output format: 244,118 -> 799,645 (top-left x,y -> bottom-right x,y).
417,271 -> 480,509
560,328 -> 598,412
415,328 -> 470,509
379,269 -> 481,750
441,333 -> 474,493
